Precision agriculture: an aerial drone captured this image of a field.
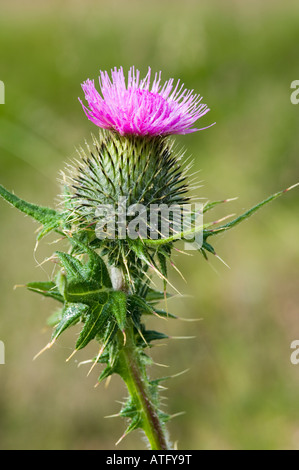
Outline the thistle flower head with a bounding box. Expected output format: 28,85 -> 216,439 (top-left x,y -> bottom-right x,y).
79,66 -> 213,136
63,131 -> 189,231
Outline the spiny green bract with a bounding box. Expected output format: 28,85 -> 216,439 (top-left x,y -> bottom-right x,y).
59,130 -> 191,277
63,130 -> 189,224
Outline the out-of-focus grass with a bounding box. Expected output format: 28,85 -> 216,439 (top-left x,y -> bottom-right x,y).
0,0 -> 299,450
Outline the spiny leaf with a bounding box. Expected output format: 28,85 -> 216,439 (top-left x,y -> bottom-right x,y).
129,294 -> 156,316
142,219 -> 218,246
143,184 -> 298,249
121,413 -> 142,437
204,184 -> 299,239
129,294 -> 177,320
150,309 -> 177,319
0,184 -> 65,234
26,281 -> 63,303
129,238 -> 155,266
157,252 -> 168,279
157,410 -> 171,424
96,317 -> 118,345
198,239 -> 216,259
55,271 -> 67,297
64,282 -> 109,305
55,252 -> 86,280
98,364 -> 115,383
75,301 -> 111,350
109,290 -> 127,332
55,248 -> 112,304
95,340 -> 119,371
139,329 -> 169,345
201,240 -> 216,254
145,288 -> 172,303
84,246 -> 112,289
203,197 -> 238,214
36,220 -> 65,240
119,396 -> 139,419
130,295 -> 177,321
65,235 -> 112,288
52,303 -> 88,341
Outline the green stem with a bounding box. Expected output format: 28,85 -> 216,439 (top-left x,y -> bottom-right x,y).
117,327 -> 170,450
111,266 -> 171,450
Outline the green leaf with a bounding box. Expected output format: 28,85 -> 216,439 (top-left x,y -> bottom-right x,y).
96,320 -> 118,352
145,288 -> 172,303
109,290 -> 127,332
75,301 -> 111,350
122,413 -> 142,437
201,240 -> 216,254
64,236 -> 112,288
157,251 -> 168,291
64,283 -> 109,305
26,281 -> 63,303
141,330 -> 169,344
204,184 -> 299,240
203,197 -> 237,214
141,220 -> 214,246
198,239 -> 216,259
55,271 -> 67,297
129,294 -> 156,316
55,248 -> 112,304
129,294 -> 177,320
55,252 -> 86,280
128,238 -> 155,267
157,252 -> 167,278
98,365 -> 115,383
85,246 -> 112,289
142,184 -> 298,249
0,184 -> 65,236
52,303 -> 88,341
150,308 -> 177,319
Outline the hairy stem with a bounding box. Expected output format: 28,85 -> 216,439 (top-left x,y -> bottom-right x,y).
111,266 -> 171,450
117,327 -> 170,450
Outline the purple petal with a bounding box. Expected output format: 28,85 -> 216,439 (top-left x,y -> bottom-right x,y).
79,66 -> 214,136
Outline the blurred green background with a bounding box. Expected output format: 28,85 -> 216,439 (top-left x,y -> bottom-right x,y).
0,0 -> 299,450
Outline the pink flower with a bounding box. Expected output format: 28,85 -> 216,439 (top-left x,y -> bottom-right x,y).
79,66 -> 214,136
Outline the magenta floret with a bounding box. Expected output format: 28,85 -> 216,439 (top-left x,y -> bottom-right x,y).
79,66 -> 213,136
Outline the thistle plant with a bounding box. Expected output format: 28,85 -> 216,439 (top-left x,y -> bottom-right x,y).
0,66 -> 297,450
